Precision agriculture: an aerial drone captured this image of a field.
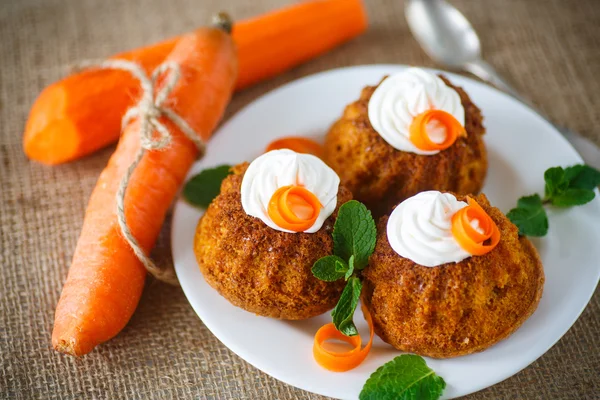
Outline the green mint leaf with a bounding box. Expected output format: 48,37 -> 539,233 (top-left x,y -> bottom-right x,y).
551,188 -> 595,207
331,276 -> 362,336
507,195 -> 548,237
544,166 -> 566,199
567,164 -> 600,190
332,200 -> 377,270
563,164 -> 584,183
183,165 -> 232,208
312,255 -> 348,282
517,193 -> 544,209
345,255 -> 355,280
360,355 -> 446,400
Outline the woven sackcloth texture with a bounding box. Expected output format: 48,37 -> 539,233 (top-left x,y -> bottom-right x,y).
1,0 -> 599,398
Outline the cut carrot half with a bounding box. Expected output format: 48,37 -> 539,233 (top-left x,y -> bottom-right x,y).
268,185 -> 322,232
265,137 -> 323,158
451,197 -> 500,256
313,303 -> 374,372
409,109 -> 465,151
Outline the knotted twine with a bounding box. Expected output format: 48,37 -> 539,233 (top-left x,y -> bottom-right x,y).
76,59 -> 207,286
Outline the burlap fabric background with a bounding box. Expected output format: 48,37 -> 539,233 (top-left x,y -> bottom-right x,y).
1,0 -> 599,398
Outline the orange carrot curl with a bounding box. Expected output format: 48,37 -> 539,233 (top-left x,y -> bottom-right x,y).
409,109 -> 465,151
265,136 -> 324,158
24,0 -> 368,165
268,185 -> 322,232
313,303 -> 374,372
452,197 -> 500,255
52,19 -> 238,356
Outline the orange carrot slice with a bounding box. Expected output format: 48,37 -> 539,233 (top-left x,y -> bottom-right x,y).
268,185 -> 322,232
409,109 -> 465,151
451,197 -> 500,256
265,137 -> 323,158
313,303 -> 374,372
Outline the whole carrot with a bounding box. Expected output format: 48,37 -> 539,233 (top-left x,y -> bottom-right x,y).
23,0 -> 367,165
52,21 -> 238,356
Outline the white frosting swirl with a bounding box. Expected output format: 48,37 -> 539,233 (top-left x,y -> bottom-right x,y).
368,68 -> 465,155
386,191 -> 472,267
241,149 -> 340,233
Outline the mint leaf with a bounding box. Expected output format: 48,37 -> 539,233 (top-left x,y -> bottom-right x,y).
183,165 -> 232,208
567,165 -> 600,190
360,355 -> 446,400
312,255 -> 348,282
544,166 -> 566,198
516,193 -> 543,210
332,200 -> 377,270
345,255 -> 355,280
331,277 -> 362,336
551,188 -> 595,207
507,194 -> 548,236
563,164 -> 584,183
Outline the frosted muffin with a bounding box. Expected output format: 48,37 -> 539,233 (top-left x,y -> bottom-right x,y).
362,191 -> 544,358
194,150 -> 352,320
324,68 -> 487,217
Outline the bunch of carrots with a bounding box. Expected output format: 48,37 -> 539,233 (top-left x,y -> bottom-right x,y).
25,0 -> 367,165
39,0 -> 368,357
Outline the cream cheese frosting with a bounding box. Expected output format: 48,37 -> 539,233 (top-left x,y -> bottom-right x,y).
368,68 -> 465,155
386,191 -> 475,267
240,149 -> 340,233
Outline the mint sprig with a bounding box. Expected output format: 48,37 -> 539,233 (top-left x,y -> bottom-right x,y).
360,355 -> 446,400
507,164 -> 599,236
311,200 -> 377,336
183,165 -> 232,208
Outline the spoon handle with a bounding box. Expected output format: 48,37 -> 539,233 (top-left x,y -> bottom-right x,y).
463,60 -> 529,104
463,59 -> 600,169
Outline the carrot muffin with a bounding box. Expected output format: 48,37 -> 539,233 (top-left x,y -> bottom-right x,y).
194,149 -> 352,320
362,191 -> 544,358
324,68 -> 487,217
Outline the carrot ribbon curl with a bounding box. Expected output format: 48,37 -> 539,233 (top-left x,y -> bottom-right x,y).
266,137 -> 323,158
268,185 -> 322,232
452,197 -> 500,256
409,109 -> 465,151
313,303 -> 374,372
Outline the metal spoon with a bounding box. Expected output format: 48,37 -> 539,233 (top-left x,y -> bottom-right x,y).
405,0 -> 600,168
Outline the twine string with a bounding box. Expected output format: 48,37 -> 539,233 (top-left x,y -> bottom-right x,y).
77,59 -> 207,285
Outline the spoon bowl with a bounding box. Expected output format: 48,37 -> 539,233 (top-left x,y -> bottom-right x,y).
405,0 -> 481,68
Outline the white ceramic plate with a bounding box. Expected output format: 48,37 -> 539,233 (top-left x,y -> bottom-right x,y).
171,65 -> 600,399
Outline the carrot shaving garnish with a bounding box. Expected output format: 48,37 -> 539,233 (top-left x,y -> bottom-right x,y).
313,303 -> 374,372
451,197 -> 500,256
409,109 -> 465,151
268,185 -> 322,232
265,137 -> 323,158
